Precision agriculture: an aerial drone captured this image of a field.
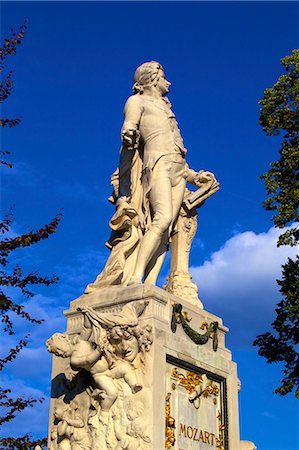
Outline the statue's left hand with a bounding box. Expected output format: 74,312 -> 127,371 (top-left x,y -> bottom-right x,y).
186,167 -> 218,187
194,170 -> 216,185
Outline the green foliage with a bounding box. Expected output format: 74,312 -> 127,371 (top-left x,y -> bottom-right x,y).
0,435 -> 47,450
0,22 -> 60,447
259,49 -> 299,246
254,257 -> 299,397
253,49 -> 299,398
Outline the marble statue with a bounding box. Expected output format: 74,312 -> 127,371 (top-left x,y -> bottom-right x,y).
164,170 -> 219,304
86,61 -> 219,295
47,302 -> 152,450
46,63 -> 256,450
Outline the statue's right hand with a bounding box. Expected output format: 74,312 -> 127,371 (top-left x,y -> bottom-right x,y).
122,129 -> 140,150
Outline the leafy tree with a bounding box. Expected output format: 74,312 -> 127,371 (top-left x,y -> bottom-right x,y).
0,22 -> 60,448
253,49 -> 299,398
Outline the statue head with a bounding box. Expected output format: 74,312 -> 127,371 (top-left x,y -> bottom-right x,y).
133,61 -> 170,95
54,401 -> 69,420
108,323 -> 152,363
125,398 -> 144,420
46,333 -> 72,358
78,303 -> 153,363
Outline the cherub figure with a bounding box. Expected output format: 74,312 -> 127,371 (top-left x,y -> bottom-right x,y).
112,399 -> 151,450
47,302 -> 153,447
79,303 -> 152,368
47,319 -> 142,414
54,400 -> 91,450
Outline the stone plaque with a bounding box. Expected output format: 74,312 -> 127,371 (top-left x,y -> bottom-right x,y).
165,356 -> 228,450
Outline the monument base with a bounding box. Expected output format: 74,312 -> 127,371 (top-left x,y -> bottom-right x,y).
47,285 -> 254,450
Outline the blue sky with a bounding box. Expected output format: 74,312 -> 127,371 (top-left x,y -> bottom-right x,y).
0,1 -> 298,448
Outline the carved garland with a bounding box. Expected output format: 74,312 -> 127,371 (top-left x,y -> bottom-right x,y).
171,303 -> 219,351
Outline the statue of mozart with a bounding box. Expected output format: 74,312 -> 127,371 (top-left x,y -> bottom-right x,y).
86,61 -> 219,294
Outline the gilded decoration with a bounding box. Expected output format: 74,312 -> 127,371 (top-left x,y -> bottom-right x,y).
167,364 -> 226,448
171,367 -> 219,411
215,410 -> 226,450
171,303 -> 219,351
165,393 -> 176,449
172,368 -> 204,394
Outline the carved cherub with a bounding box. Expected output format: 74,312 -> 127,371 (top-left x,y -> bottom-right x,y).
47,302 -> 153,448
112,399 -> 151,450
79,303 -> 152,367
47,327 -> 141,414
54,400 -> 91,450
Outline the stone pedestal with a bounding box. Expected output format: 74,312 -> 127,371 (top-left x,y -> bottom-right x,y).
47,285 -> 247,450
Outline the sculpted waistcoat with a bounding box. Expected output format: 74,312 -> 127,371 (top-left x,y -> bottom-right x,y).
122,94 -> 187,170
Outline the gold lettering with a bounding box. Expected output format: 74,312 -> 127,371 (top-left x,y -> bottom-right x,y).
179,423 -> 187,437
199,430 -> 204,442
179,424 -> 216,446
187,426 -> 193,439
204,431 -> 210,444
210,433 -> 215,446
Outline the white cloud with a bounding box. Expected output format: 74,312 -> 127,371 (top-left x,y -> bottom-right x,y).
1,345 -> 52,383
190,226 -> 298,348
0,293 -> 66,390
0,293 -> 61,438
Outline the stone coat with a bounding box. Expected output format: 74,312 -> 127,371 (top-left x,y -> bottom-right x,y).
121,94 -> 187,171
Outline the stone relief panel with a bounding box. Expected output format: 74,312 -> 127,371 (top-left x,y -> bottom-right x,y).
47,302 -> 153,450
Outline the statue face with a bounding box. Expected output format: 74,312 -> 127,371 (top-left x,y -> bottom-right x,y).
126,400 -> 144,420
110,328 -> 139,362
47,333 -> 72,357
54,404 -> 67,420
155,69 -> 171,96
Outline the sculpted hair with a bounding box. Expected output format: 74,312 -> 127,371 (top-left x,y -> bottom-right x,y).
46,333 -> 71,357
107,323 -> 153,363
126,398 -> 144,417
133,61 -> 164,94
